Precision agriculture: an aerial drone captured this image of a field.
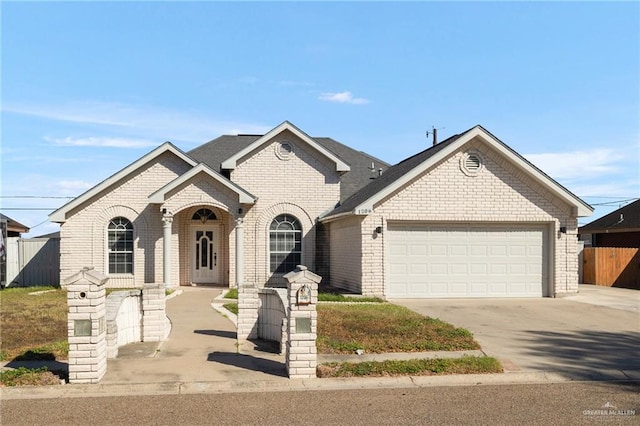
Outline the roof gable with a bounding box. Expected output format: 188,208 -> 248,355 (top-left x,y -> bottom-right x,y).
50,143 -> 197,223
148,163 -> 257,204
220,121 -> 350,173
579,199 -> 640,233
322,125 -> 593,221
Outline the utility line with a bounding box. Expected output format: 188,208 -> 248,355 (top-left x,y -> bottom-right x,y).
0,196 -> 74,199
0,208 -> 58,211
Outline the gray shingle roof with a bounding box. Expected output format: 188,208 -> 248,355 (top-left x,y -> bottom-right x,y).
187,135 -> 390,202
579,199 -> 640,233
322,130 -> 466,218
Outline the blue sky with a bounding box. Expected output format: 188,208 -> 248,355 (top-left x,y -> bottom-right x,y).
1,1 -> 639,237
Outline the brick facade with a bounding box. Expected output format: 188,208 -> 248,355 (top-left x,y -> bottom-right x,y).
57,125 -> 585,298
329,138 -> 580,297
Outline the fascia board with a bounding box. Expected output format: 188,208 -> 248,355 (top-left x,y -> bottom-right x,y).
148,163 -> 256,204
352,130 -> 479,214
352,126 -> 593,217
50,143 -> 196,223
220,121 -> 350,172
480,131 -> 594,217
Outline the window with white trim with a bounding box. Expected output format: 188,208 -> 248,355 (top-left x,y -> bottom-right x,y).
108,217 -> 133,274
269,214 -> 301,274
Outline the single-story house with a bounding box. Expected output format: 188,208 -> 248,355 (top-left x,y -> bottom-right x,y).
50,121 -> 593,298
578,199 -> 640,248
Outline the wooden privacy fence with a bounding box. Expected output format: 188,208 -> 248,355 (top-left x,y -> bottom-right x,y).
582,247 -> 640,289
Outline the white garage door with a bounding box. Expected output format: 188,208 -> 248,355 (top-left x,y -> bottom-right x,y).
387,223 -> 547,298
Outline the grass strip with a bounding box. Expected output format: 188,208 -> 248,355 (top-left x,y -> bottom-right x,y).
318,293 -> 384,303
223,302 -> 238,315
317,356 -> 502,378
224,288 -> 238,299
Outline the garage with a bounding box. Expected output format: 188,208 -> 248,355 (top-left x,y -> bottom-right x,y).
387,223 -> 548,298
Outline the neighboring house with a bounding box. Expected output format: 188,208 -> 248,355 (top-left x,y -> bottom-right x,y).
578,199 -> 640,248
0,213 -> 30,287
50,121 -> 592,298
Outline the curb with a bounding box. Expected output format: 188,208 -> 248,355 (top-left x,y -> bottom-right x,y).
0,371 -> 598,400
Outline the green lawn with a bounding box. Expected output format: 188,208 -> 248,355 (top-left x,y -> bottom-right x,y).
0,287 -> 68,361
317,303 -> 479,353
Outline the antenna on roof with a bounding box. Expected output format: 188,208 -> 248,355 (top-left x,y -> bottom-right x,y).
426,126 -> 444,146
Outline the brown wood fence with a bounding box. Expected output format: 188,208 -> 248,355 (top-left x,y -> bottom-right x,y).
582,247 -> 640,289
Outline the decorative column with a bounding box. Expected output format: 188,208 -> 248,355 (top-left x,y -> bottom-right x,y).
235,217 -> 244,287
162,213 -> 173,288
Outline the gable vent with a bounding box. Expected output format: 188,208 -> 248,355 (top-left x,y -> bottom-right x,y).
465,154 -> 481,171
460,152 -> 483,176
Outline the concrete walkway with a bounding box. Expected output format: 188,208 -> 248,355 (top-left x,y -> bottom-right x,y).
102,287 -> 288,385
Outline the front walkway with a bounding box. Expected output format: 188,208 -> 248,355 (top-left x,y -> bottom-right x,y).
102,287 -> 287,385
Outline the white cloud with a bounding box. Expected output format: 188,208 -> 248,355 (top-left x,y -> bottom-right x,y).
56,180 -> 94,192
318,91 -> 370,105
48,136 -> 157,149
3,101 -> 272,144
523,148 -> 625,181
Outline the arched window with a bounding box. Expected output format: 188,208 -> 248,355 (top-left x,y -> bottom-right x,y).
192,208 -> 217,224
269,214 -> 301,274
108,217 -> 133,274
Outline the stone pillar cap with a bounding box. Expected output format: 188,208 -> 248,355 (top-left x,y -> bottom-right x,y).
283,265 -> 321,284
63,267 -> 109,287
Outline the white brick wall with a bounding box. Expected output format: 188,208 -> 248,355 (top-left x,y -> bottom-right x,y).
60,152 -> 193,288
328,216 -> 363,293
330,139 -> 580,297
231,130 -> 340,288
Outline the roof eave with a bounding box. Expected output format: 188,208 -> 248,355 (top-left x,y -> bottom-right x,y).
50,142 -> 196,223
148,163 -> 257,205
221,121 -> 351,173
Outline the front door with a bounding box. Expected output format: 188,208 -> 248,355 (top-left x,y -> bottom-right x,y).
191,226 -> 219,284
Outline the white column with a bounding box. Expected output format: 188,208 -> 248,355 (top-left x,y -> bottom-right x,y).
162,214 -> 173,288
235,217 -> 244,287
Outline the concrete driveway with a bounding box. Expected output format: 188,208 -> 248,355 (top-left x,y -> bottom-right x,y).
393,285 -> 640,381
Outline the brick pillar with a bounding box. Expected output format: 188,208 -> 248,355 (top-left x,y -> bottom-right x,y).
142,283 -> 168,341
64,267 -> 108,384
285,265 -> 320,379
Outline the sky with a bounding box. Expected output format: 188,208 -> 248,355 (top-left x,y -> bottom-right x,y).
1,1 -> 639,237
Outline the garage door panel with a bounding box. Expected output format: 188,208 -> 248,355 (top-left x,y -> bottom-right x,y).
388,223 -> 546,298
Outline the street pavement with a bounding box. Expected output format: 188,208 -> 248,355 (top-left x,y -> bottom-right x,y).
1,284 -> 638,401
2,382 -> 639,425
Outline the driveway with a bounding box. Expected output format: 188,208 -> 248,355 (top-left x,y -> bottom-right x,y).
393,285 -> 640,380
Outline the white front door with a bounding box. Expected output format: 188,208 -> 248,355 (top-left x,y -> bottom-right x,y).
191,226 -> 219,284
